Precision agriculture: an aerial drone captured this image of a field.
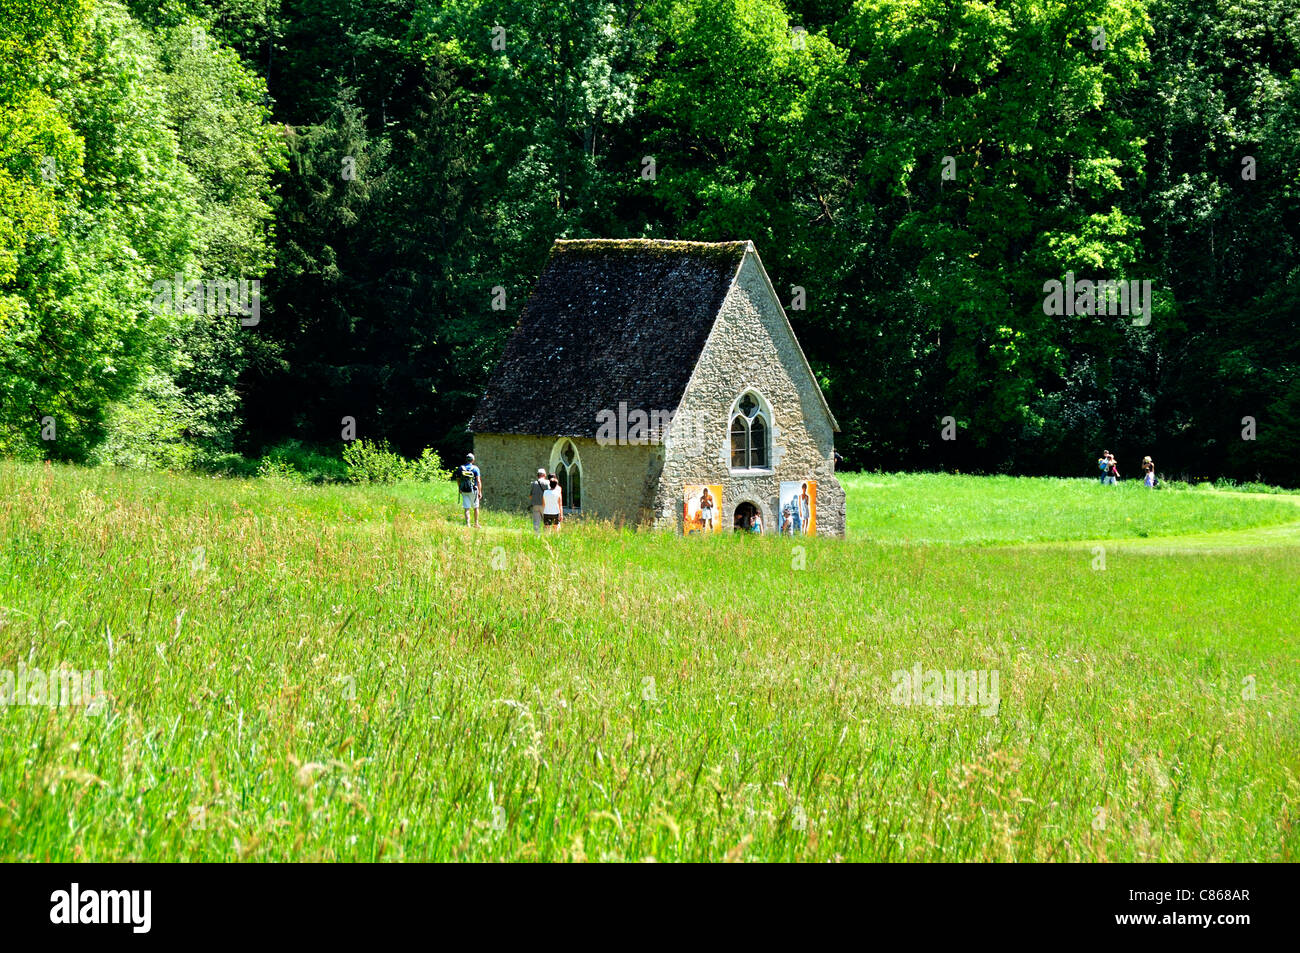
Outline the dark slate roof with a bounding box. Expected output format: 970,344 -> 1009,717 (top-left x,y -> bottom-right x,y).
470,239 -> 750,438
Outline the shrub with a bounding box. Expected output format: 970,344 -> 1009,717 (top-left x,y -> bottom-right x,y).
88,374 -> 200,471
342,438 -> 410,484
258,440 -> 348,483
201,453 -> 258,478
408,447 -> 450,483
256,458 -> 305,482
251,439 -> 447,486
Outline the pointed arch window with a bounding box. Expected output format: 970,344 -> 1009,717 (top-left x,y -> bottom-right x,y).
551,438 -> 582,510
730,391 -> 771,471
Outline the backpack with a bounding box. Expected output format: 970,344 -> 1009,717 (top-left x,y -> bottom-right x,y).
456,464 -> 477,494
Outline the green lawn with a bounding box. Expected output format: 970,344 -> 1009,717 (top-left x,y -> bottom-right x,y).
1,463 -> 1296,861
842,471 -> 1300,544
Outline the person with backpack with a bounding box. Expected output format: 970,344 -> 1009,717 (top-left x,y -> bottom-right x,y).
454,453 -> 482,527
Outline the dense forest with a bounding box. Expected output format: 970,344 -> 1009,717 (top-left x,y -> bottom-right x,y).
1,0 -> 1296,482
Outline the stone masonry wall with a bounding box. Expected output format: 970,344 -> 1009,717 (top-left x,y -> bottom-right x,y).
651,249 -> 846,535
472,432 -> 660,526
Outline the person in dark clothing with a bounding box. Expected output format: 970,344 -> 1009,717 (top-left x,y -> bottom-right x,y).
529,467 -> 549,534
456,453 -> 482,526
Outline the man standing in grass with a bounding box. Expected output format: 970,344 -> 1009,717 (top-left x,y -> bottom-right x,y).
456,453 -> 482,528
530,467 -> 548,535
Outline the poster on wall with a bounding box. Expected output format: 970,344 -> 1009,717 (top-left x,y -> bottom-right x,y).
683,485 -> 723,534
777,481 -> 816,535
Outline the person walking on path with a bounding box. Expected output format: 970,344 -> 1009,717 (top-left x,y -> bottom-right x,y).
456,453 -> 482,527
529,467 -> 548,534
542,472 -> 564,532
1097,450 -> 1119,485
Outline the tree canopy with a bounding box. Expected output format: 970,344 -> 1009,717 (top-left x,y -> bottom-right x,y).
1,0 -> 1296,483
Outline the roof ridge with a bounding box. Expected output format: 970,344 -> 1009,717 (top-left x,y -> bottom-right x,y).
551,238 -> 750,257
553,238 -> 748,244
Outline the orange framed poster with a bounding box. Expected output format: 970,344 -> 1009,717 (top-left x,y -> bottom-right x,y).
683,484 -> 722,534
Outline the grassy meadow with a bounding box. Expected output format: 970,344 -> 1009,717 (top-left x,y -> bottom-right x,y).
1,463 -> 1297,861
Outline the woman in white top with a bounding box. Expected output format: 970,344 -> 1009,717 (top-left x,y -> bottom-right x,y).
542,473 -> 563,532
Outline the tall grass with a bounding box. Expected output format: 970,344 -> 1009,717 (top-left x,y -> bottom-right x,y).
1,463 -> 1296,861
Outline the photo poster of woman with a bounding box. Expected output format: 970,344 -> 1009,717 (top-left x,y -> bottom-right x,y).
683,484 -> 723,534
777,481 -> 816,535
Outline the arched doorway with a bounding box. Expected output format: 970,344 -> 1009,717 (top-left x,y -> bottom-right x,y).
734,501 -> 761,532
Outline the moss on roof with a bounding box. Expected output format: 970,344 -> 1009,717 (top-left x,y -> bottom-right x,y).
471,239 -> 750,438
551,238 -> 751,263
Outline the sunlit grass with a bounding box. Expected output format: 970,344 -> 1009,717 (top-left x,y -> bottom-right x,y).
1,462 -> 1296,861
842,471 -> 1300,543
